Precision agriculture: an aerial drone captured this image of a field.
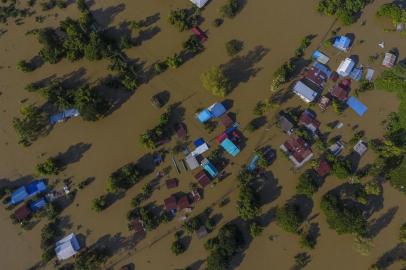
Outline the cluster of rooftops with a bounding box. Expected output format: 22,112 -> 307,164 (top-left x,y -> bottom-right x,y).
293,35 -> 397,117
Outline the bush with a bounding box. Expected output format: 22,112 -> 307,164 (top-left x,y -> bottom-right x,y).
92,195 -> 109,212
201,66 -> 231,97
36,158 -> 60,176
317,0 -> 370,25
376,3 -> 406,27
166,54 -> 182,69
220,0 -> 241,18
107,163 -> 142,192
400,223 -> 406,243
276,204 -> 303,234
17,60 -> 34,72
364,180 -> 381,196
225,39 -> 243,57
249,222 -> 263,238
74,247 -> 109,270
171,240 -> 186,255
168,8 -> 199,31
299,231 -> 316,249
388,158 -> 406,195
183,35 -> 204,54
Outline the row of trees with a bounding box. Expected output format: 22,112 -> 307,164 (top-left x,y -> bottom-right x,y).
270,36 -> 312,91
317,0 -> 370,25
167,7 -> 200,32
236,170 -> 263,237
13,105 -> 47,146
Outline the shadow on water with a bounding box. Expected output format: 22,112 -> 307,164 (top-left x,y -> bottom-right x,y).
221,45 -> 270,91
367,206 -> 398,238
92,3 -> 126,29
56,142 -> 92,168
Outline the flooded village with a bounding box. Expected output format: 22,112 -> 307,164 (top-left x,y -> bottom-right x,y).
0,0 -> 405,270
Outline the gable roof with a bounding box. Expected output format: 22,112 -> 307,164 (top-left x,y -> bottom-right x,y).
164,196 -> 177,211
330,85 -> 349,101
14,204 -> 32,222
316,159 -> 331,177
283,136 -> 313,164
177,195 -> 190,210
195,170 -> 211,188
55,233 -> 80,261
166,178 -> 179,189
333,36 -> 351,51
190,0 -> 209,8
279,115 -> 294,133
292,81 -> 318,103
220,138 -> 240,157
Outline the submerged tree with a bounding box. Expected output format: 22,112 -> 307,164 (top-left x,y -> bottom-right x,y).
13,105 -> 47,147
201,66 -> 231,97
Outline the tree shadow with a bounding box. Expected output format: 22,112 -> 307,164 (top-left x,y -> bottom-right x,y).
259,206 -> 278,227
367,206 -> 398,238
142,13 -> 160,27
221,45 -> 270,91
185,259 -> 205,270
287,195 -> 314,221
56,142 -> 92,168
58,215 -> 73,232
255,171 -> 282,206
373,243 -> 406,269
92,3 -> 126,29
134,26 -> 161,46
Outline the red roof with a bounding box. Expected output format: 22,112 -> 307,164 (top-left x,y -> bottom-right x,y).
316,159 -> 331,177
189,189 -> 201,203
174,123 -> 187,140
299,111 -> 320,130
131,218 -> 145,234
195,171 -> 211,188
164,196 -> 177,211
304,66 -> 328,88
192,27 -> 206,42
220,113 -> 234,129
284,135 -> 313,163
177,195 -> 190,210
166,178 -> 179,189
14,204 -> 31,222
330,85 -> 349,101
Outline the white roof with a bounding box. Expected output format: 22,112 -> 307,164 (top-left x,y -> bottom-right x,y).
191,143 -> 209,156
190,0 -> 209,8
292,81 -> 318,103
185,153 -> 199,170
382,53 -> 396,68
353,140 -> 368,156
337,58 -> 355,77
55,233 -> 80,260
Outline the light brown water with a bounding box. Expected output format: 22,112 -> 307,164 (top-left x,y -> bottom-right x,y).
0,0 -> 405,269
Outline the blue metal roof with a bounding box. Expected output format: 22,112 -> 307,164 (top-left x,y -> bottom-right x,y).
11,186 -> 29,205
333,36 -> 351,51
196,109 -> 212,123
194,138 -> 205,147
26,180 -> 47,195
203,160 -> 218,177
208,103 -> 226,118
220,138 -> 240,157
350,67 -> 363,81
312,62 -> 332,78
347,96 -> 368,116
247,154 -> 260,172
50,108 -> 80,124
29,198 -> 47,212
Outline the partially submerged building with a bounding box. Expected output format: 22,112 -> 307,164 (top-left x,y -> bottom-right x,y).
292,80 -> 318,103
280,135 -> 313,168
279,115 -> 294,135
337,58 -> 355,77
190,0 -> 209,8
353,140 -> 368,156
299,110 -> 320,133
55,233 -> 81,261
347,96 -> 368,116
382,52 -> 397,68
10,180 -> 47,205
333,36 -> 351,52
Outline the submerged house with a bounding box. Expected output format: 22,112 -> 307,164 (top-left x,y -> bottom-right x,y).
280,135 -> 313,168
220,138 -> 240,157
353,140 -> 368,156
55,233 -> 81,261
337,58 -> 355,77
190,0 -> 209,8
304,63 -> 330,89
330,84 -> 349,102
333,36 -> 351,52
299,110 -> 320,133
50,109 -> 80,125
196,102 -> 226,123
195,170 -> 211,188
279,115 -> 294,135
312,50 -> 330,64
292,80 -> 318,103
10,180 -> 47,205
347,96 -> 368,116
201,158 -> 218,178
382,52 -> 397,68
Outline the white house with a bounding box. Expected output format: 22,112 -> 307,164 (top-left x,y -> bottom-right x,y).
292,81 -> 318,103
190,0 -> 209,8
55,233 -> 81,260
337,58 -> 355,77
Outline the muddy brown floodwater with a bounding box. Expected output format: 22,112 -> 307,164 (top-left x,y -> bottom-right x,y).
0,0 -> 405,269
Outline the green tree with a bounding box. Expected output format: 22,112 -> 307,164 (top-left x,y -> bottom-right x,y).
225,39 -> 243,57
171,240 -> 186,255
13,105 -> 47,146
296,170 -> 319,197
220,0 -> 241,18
74,248 -> 109,270
92,195 -> 109,212
17,60 -> 34,72
37,28 -> 64,64
400,223 -> 406,243
36,157 -> 60,175
276,204 -> 303,234
249,221 -> 263,238
166,54 -> 182,69
201,66 -> 231,97
183,35 -> 204,54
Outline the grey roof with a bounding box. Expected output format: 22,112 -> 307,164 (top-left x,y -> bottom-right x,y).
279,116 -> 294,133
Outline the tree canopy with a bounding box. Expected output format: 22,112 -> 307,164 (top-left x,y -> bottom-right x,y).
201,66 -> 231,97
